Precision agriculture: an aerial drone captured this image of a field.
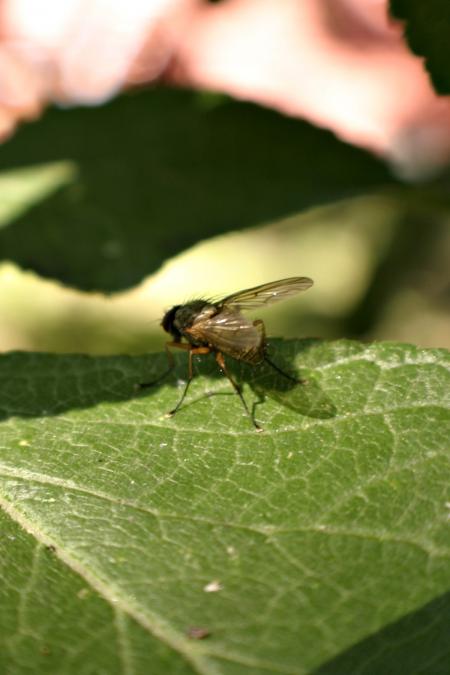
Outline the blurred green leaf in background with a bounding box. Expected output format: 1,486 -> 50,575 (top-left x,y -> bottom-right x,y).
0,88 -> 393,292
390,0 -> 450,94
0,88 -> 449,354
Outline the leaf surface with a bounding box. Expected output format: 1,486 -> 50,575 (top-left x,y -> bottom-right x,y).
0,340 -> 449,674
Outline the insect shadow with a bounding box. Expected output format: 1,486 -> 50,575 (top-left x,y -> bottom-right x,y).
240,339 -> 337,421
139,338 -> 336,428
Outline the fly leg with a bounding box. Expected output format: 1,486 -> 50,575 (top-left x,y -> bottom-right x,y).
252,319 -> 305,384
168,346 -> 210,417
215,351 -> 262,432
139,341 -> 181,388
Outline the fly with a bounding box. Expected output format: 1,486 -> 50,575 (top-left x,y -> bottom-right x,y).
140,276 -> 313,431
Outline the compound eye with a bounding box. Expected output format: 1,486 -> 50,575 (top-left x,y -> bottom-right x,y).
161,306 -> 180,335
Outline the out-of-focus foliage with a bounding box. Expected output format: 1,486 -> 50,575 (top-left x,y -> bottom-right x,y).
0,88 -> 392,293
391,0 -> 450,93
0,88 -> 448,353
0,190 -> 449,353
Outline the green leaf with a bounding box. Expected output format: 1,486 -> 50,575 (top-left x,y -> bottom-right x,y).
1,340 -> 449,674
0,88 -> 394,292
390,0 -> 450,94
0,162 -> 77,231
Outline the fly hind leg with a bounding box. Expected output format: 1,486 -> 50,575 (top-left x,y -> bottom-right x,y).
253,319 -> 305,384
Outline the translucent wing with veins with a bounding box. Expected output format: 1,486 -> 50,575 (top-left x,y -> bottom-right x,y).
187,309 -> 264,363
187,277 -> 313,363
220,277 -> 313,310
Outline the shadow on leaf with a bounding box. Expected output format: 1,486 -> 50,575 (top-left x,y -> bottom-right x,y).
0,339 -> 336,425
313,590 -> 450,675
241,341 -> 336,420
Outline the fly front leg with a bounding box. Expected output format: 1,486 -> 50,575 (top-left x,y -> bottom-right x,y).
168,346 -> 210,417
215,351 -> 262,432
139,341 -> 186,388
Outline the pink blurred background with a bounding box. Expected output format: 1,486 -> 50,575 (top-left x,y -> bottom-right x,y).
1,0 -> 449,176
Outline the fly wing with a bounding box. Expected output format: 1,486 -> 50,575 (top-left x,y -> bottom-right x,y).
188,309 -> 264,363
221,277 -> 313,310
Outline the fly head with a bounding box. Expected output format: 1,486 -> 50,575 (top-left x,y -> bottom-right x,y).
161,305 -> 182,340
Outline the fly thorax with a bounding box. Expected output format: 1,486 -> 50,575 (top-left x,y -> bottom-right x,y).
174,301 -> 215,334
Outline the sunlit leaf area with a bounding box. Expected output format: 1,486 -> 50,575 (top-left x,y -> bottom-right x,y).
1,340 -> 449,674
